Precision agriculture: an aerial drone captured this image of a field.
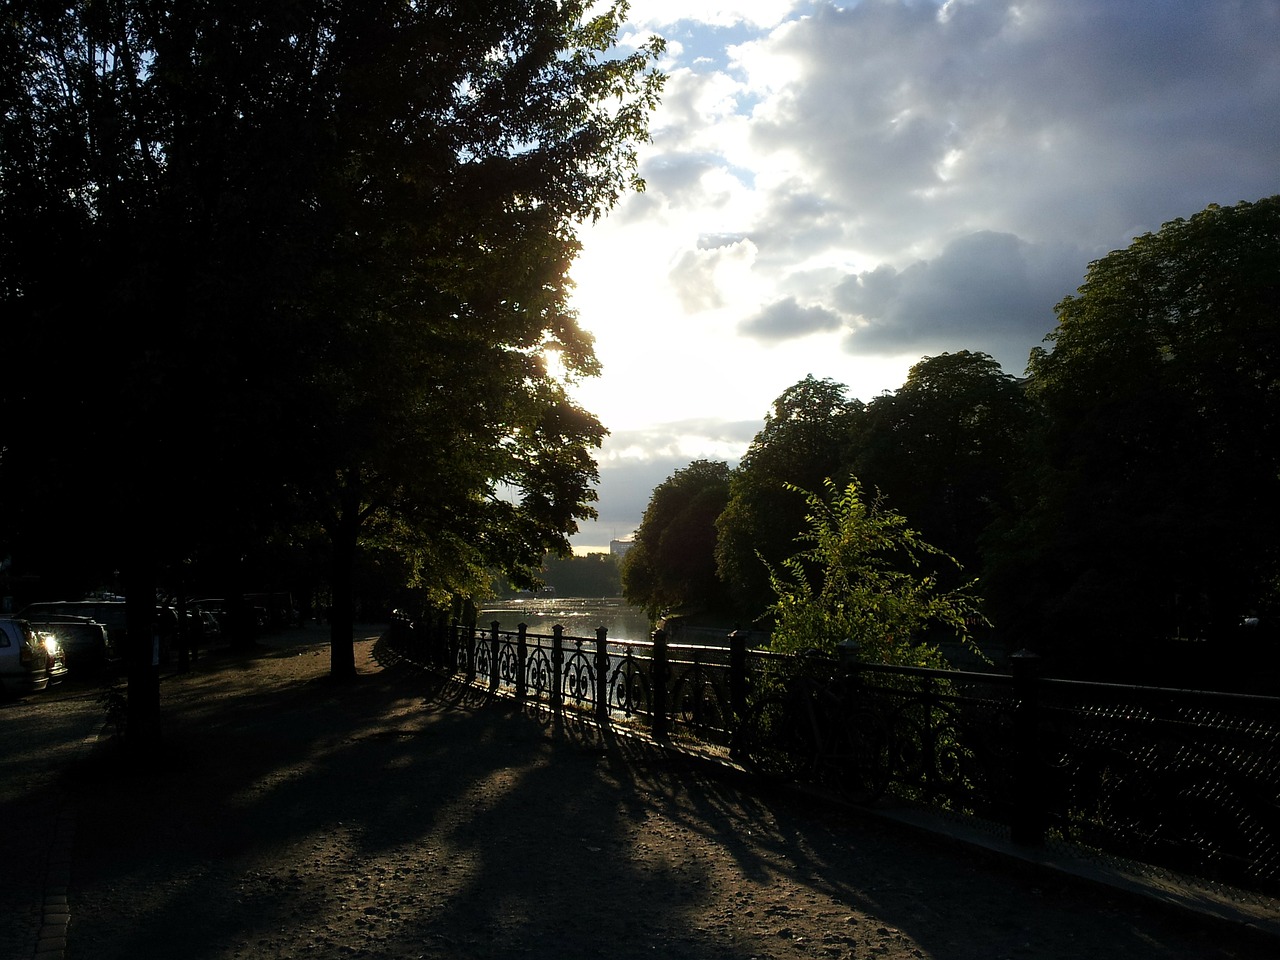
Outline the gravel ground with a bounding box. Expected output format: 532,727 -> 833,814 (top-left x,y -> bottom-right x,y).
50,628 -> 1277,960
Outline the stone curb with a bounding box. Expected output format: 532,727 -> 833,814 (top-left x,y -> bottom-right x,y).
34,726 -> 102,960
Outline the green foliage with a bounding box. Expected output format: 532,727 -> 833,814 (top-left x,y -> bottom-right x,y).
715,362 -> 1025,622
536,552 -> 622,598
716,376 -> 865,618
0,2 -> 666,679
765,480 -> 986,668
986,196 -> 1280,672
622,460 -> 733,620
854,352 -> 1032,582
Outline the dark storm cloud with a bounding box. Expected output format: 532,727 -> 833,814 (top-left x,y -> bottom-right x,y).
833,230 -> 1086,371
740,296 -> 843,342
750,0 -> 1280,251
721,0 -> 1280,364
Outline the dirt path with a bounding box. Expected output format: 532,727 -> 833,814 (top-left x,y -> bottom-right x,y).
59,630 -> 1273,960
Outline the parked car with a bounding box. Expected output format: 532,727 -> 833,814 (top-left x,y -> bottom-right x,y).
191,608 -> 222,643
192,598 -> 229,632
17,605 -> 116,673
40,631 -> 68,686
193,597 -> 266,636
245,591 -> 297,630
0,618 -> 50,697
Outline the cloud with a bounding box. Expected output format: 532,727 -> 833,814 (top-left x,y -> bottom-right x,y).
833,231 -> 1086,371
653,65 -> 749,132
739,296 -> 842,342
603,418 -> 760,462
668,235 -> 757,312
658,0 -> 1280,367
572,1 -> 1280,541
571,418 -> 759,547
714,0 -> 1280,270
745,179 -> 848,266
626,1 -> 798,30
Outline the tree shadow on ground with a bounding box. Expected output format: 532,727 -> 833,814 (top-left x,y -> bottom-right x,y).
63,634 -> 1272,960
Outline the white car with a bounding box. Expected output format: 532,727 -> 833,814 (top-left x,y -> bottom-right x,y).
0,618 -> 50,698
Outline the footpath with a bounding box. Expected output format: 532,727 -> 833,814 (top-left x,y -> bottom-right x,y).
24,627 -> 1280,960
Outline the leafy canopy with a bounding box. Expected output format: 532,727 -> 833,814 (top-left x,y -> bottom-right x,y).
766,480 -> 985,668
622,459 -> 733,620
716,376 -> 865,619
854,351 -> 1031,579
988,196 -> 1280,664
0,1 -> 667,688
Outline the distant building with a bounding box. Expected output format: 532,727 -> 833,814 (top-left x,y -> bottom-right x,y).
609,538 -> 634,559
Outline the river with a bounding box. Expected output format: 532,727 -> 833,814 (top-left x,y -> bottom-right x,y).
478,597 -> 653,643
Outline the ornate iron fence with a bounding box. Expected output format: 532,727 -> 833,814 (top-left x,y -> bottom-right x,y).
1037,676 -> 1280,892
441,620 -> 741,750
396,619 -> 1279,899
852,661 -> 1022,826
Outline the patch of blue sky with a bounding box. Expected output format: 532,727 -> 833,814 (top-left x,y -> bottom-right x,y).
642,149 -> 758,194
663,20 -> 760,76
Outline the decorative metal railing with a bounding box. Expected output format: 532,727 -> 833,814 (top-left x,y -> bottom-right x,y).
1037,677 -> 1280,892
390,617 -> 1280,900
438,620 -> 740,750
851,661 -> 1022,825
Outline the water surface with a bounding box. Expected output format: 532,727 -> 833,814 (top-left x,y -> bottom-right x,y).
479,597 -> 653,644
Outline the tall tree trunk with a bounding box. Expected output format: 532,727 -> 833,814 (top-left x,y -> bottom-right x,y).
125,560 -> 161,752
328,499 -> 358,680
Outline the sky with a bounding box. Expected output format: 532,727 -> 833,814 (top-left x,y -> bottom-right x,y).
564,0 -> 1280,551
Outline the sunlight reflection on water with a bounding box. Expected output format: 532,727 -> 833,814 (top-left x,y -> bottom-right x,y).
478,597 -> 653,644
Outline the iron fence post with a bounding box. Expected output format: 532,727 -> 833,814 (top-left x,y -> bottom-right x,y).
489,621 -> 501,693
729,630 -> 748,722
516,623 -> 528,702
652,628 -> 669,739
465,624 -> 477,682
552,624 -> 565,715
1010,649 -> 1045,846
595,626 -> 609,721
696,650 -> 706,732
440,610 -> 451,668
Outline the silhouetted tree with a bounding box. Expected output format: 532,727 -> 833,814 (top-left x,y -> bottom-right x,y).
0,2 -> 664,738
622,460 -> 733,620
538,553 -> 623,598
986,197 -> 1280,680
855,351 -> 1031,584
715,377 -> 864,619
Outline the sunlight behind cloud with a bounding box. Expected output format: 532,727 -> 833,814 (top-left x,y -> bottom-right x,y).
566,0 -> 1280,548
